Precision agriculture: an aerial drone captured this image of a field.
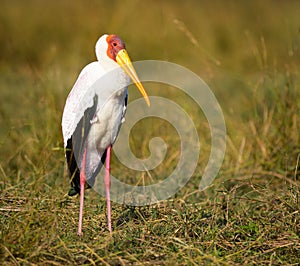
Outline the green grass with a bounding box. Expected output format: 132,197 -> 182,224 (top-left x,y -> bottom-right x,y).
1,0 -> 300,265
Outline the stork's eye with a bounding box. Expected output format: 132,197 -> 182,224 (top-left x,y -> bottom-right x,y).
112,42 -> 117,47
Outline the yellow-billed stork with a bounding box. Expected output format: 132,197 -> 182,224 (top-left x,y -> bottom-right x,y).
62,34 -> 150,235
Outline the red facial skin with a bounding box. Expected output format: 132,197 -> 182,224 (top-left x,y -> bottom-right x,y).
106,35 -> 126,62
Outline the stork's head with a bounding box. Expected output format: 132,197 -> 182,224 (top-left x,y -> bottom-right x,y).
96,34 -> 150,106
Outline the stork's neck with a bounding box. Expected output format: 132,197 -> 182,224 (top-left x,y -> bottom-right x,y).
97,57 -> 119,72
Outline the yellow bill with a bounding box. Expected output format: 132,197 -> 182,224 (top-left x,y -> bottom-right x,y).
116,49 -> 150,106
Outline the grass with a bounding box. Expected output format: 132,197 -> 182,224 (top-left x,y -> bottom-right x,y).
1,0 -> 300,265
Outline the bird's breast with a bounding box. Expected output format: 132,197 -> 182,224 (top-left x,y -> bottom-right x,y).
86,88 -> 127,154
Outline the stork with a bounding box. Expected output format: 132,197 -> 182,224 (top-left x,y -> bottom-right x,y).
62,34 -> 150,235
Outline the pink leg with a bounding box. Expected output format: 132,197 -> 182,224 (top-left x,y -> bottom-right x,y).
105,145 -> 112,233
78,149 -> 87,236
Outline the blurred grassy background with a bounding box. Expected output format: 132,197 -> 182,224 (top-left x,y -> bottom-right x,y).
0,0 -> 299,265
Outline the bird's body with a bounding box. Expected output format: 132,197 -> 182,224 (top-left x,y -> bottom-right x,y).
61,34 -> 149,235
62,61 -> 128,191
